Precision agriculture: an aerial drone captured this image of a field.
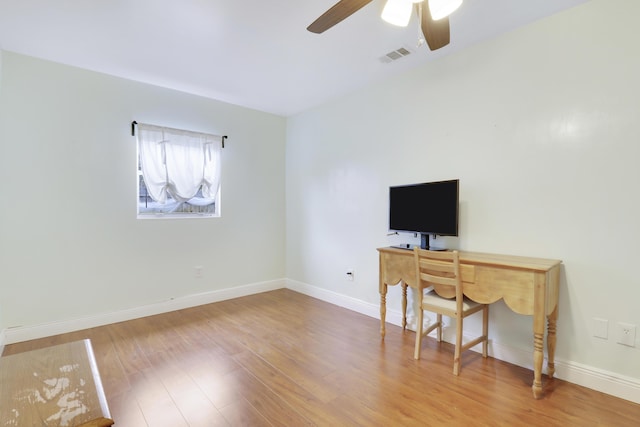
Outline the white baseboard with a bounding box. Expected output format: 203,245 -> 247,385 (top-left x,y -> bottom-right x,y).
553,358 -> 640,405
3,279 -> 286,345
0,328 -> 6,356
286,278 -> 386,320
286,279 -> 640,405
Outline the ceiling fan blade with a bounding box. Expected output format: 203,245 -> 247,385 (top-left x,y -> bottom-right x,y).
419,3 -> 450,51
307,0 -> 374,34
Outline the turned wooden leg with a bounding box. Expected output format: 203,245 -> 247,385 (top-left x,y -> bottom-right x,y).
532,273 -> 545,399
380,284 -> 387,339
547,305 -> 558,379
532,331 -> 544,399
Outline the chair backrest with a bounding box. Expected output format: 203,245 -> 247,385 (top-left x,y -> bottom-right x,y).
413,248 -> 462,300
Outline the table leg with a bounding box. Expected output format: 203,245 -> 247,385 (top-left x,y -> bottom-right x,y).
547,265 -> 561,379
380,283 -> 387,339
547,305 -> 558,378
532,330 -> 544,399
532,273 -> 545,399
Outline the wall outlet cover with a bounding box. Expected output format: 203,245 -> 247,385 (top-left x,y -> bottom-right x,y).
616,323 -> 636,347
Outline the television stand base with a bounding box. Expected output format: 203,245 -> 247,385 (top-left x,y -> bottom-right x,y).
391,244 -> 447,251
391,244 -> 413,250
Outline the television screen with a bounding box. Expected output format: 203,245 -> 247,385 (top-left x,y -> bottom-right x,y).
389,179 -> 459,237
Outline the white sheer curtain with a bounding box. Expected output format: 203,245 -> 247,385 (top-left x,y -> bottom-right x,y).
137,123 -> 222,204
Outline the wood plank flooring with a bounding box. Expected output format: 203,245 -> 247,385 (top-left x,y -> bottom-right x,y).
3,289 -> 639,426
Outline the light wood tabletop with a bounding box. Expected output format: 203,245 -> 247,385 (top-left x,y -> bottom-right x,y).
0,339 -> 113,427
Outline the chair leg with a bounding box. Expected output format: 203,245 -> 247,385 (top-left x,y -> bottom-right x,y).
453,315 -> 463,376
482,305 -> 489,358
436,314 -> 443,342
414,306 -> 424,360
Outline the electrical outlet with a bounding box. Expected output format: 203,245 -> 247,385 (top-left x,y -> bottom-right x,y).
194,266 -> 203,279
345,268 -> 354,281
593,318 -> 608,339
616,322 -> 636,347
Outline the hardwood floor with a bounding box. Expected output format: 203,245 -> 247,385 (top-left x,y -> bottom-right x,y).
3,289 -> 639,426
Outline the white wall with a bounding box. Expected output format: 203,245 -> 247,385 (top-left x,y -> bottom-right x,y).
0,52 -> 286,331
0,48 -> 5,344
286,0 -> 640,385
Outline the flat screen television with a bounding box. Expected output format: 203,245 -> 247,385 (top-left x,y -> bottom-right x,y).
389,179 -> 459,249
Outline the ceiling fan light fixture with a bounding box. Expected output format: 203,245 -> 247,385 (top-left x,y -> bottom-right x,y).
381,0 -> 414,27
428,0 -> 463,21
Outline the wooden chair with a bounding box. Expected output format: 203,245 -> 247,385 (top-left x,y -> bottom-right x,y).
413,248 -> 489,375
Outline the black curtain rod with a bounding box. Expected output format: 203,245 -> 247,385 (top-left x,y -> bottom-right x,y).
131,121 -> 227,147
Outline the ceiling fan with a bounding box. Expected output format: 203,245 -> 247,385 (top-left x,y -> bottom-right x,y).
307,0 -> 463,51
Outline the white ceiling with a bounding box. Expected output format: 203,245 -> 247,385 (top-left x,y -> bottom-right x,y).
0,0 -> 590,116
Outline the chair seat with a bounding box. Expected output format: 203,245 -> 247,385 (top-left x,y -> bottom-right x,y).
422,290 -> 482,312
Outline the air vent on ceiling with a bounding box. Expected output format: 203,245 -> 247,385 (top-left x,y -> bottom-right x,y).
380,47 -> 412,63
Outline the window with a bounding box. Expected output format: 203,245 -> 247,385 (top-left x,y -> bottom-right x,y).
136,123 -> 223,219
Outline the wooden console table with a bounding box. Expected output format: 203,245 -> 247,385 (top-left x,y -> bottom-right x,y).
377,247 -> 562,399
0,339 -> 114,427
